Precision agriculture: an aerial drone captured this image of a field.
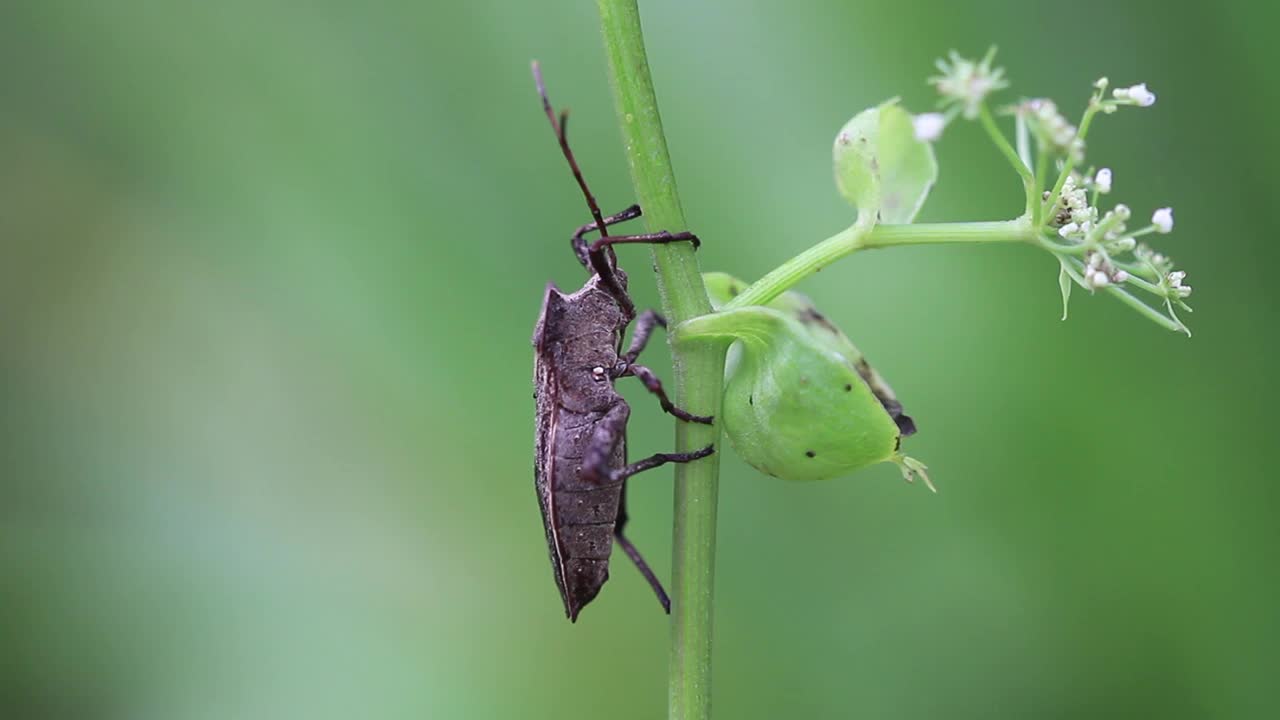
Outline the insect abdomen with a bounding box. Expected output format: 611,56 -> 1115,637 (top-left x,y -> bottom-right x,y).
553,486 -> 621,619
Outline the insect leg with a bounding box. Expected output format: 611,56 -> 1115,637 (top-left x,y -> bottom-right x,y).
589,229 -> 700,257
581,403 -> 630,484
622,309 -> 666,363
614,482 -> 671,613
621,313 -> 713,422
585,222 -> 698,320
619,363 -> 714,424
586,228 -> 700,312
571,204 -> 642,268
610,444 -> 715,482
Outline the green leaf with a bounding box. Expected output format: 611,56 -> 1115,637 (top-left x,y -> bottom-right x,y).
875,102 -> 938,223
833,105 -> 882,221
833,100 -> 938,224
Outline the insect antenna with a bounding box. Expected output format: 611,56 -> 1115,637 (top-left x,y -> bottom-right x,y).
531,61 -> 610,241
531,61 -> 633,304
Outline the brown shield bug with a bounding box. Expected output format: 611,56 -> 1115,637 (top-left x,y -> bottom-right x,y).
530,63 -> 715,622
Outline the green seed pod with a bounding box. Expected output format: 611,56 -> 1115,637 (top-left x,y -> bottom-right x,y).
682,273 -> 930,489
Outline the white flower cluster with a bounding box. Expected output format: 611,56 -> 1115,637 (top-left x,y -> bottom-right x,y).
929,48 -> 1009,119
1133,243 -> 1193,333
1042,78 -> 1186,332
1020,99 -> 1085,163
1083,250 -> 1129,289
1134,244 -> 1174,274
1050,170 -> 1188,323
918,51 -> 1189,334
1051,175 -> 1097,229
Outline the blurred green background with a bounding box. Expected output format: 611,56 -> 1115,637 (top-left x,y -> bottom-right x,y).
2,1 -> 1275,718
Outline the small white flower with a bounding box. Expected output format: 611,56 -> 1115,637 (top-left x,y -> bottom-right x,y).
1094,77 -> 1109,90
1059,222 -> 1080,238
912,112 -> 946,142
929,49 -> 1009,119
1167,270 -> 1192,297
1129,84 -> 1157,107
1114,83 -> 1156,107
1152,207 -> 1174,233
1109,236 -> 1137,252
1113,270 -> 1130,283
1020,98 -> 1083,162
1090,270 -> 1111,288
1095,168 -> 1113,194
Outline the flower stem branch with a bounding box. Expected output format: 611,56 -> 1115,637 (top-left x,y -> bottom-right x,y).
726,218 -> 1034,310
978,104 -> 1038,219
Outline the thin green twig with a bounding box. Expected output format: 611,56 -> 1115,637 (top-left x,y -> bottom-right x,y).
726,219 -> 1034,309
978,103 -> 1038,218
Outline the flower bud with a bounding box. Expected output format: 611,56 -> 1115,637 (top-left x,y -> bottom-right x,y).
1114,83 -> 1156,107
912,113 -> 946,142
1094,168 -> 1113,193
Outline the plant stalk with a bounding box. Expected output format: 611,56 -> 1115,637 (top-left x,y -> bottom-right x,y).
727,218 -> 1034,310
596,2 -> 725,719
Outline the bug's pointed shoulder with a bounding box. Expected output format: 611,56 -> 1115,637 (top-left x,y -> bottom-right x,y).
533,281 -> 569,349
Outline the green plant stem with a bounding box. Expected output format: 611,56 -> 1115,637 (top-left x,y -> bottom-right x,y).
1107,283 -> 1186,333
1035,149 -> 1050,209
978,104 -> 1039,219
726,218 -> 1034,309
596,2 -> 725,719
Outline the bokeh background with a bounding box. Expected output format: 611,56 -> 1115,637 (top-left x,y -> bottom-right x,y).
2,1 -> 1276,718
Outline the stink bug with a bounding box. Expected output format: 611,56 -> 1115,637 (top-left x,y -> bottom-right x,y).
530,63 -> 714,622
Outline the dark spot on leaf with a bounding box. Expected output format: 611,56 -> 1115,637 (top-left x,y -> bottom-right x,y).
748,395 -> 753,405
853,357 -> 917,436
805,450 -> 816,458
844,384 -> 852,392
729,284 -> 740,297
799,307 -> 841,334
